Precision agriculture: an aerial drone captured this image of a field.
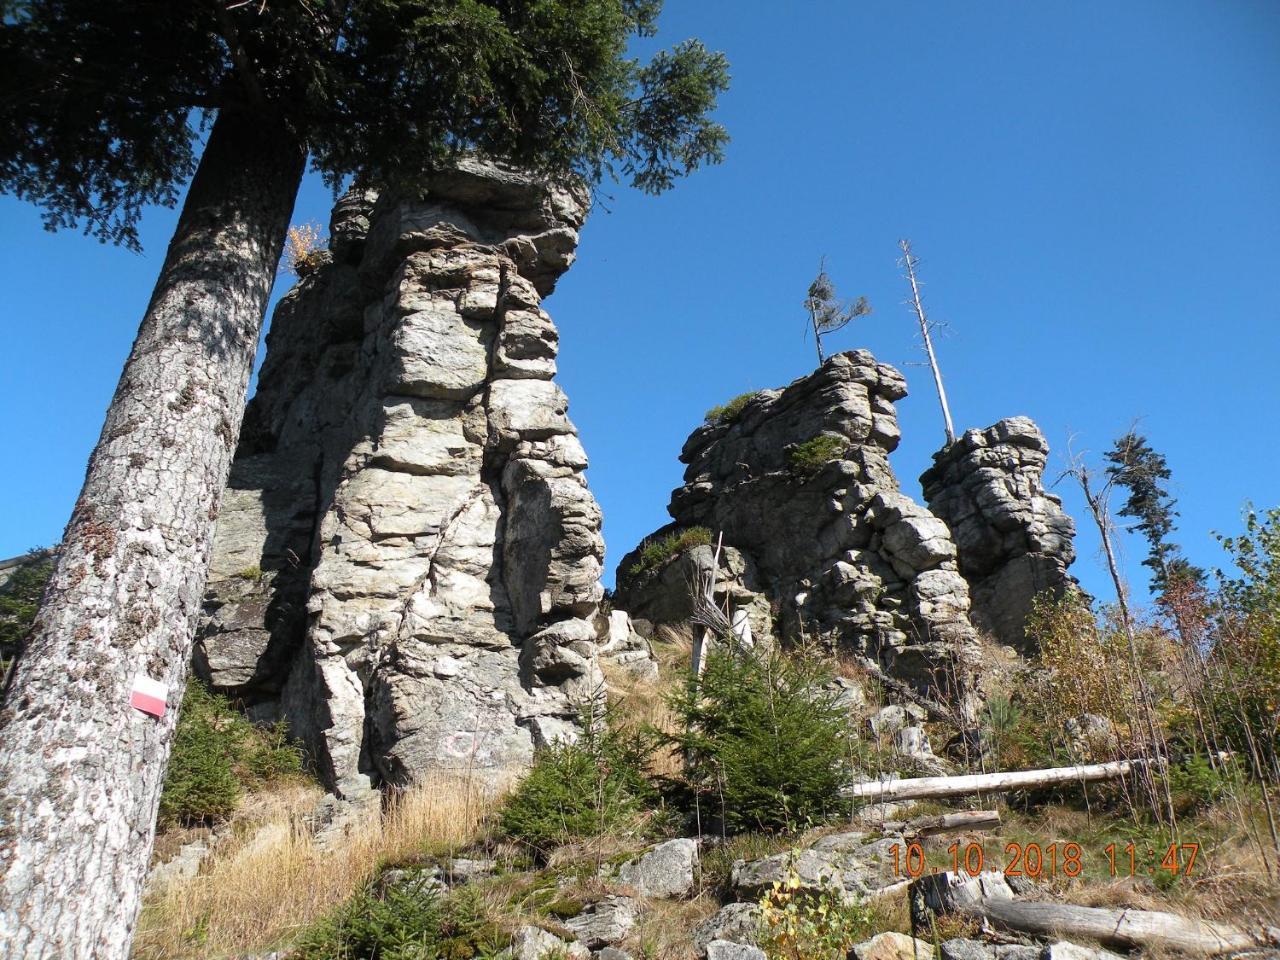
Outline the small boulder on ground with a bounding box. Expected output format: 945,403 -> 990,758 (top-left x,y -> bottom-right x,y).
731,831 -> 904,903
501,924 -> 588,960
852,932 -> 934,960
692,902 -> 760,954
704,941 -> 767,960
565,896 -> 638,949
616,838 -> 698,898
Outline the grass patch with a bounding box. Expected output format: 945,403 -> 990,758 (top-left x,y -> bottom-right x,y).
627,527 -> 712,578
787,434 -> 846,476
134,775 -> 506,959
704,391 -> 760,426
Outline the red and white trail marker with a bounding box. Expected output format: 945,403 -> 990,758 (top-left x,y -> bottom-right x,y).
130,675 -> 168,718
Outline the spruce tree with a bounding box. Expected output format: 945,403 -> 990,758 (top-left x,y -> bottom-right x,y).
1105,432 -> 1205,595
0,5 -> 729,956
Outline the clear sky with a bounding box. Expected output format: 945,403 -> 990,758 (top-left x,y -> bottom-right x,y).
2,0 -> 1278,610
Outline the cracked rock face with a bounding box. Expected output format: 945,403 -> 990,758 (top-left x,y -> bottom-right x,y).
197,160 -> 605,797
615,353 -> 978,696
920,417 -> 1076,652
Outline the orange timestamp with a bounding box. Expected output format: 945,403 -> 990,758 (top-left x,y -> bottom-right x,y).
890,840 -> 1200,880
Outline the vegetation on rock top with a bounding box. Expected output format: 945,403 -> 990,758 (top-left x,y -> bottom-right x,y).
704,391 -> 761,426
627,526 -> 713,578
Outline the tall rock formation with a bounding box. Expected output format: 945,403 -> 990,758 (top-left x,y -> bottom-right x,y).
615,352 -> 979,698
197,160 -> 605,798
920,417 -> 1076,652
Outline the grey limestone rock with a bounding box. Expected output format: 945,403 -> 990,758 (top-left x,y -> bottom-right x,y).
704,943 -> 767,960
921,418 -> 1077,651
692,902 -> 760,954
614,353 -> 979,699
851,932 -> 934,960
565,896 -> 639,949
615,838 -> 698,898
730,830 -> 905,903
198,160 -> 606,796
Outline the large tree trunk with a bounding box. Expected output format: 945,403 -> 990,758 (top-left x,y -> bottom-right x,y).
0,108 -> 305,960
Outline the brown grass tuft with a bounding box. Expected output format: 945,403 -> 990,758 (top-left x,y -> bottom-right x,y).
133,774 -> 506,959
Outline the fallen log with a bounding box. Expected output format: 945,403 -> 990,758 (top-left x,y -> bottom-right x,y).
846,759 -> 1139,803
911,871 -> 1271,955
883,809 -> 1001,837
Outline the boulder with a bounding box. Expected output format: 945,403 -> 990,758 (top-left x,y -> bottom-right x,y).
851,932 -> 934,960
692,903 -> 760,954
704,942 -> 767,960
565,897 -> 639,949
731,831 -> 905,902
616,838 -> 698,899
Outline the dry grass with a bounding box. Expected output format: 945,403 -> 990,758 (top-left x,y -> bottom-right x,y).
133,774 -> 507,959
604,624 -> 692,779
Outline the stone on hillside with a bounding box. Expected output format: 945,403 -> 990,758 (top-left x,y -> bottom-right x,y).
940,941 -> 995,960
598,610 -> 660,683
692,903 -> 761,954
443,857 -> 496,885
595,949 -> 635,960
921,418 -> 1077,651
867,703 -> 927,736
704,942 -> 767,960
731,832 -> 904,902
1041,943 -> 1127,960
501,925 -> 580,960
197,160 -> 607,796
616,838 -> 698,898
614,352 -> 980,699
565,896 -> 639,948
851,932 -> 934,960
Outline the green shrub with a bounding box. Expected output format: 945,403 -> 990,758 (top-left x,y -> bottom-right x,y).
499,707 -> 656,857
159,681 -> 304,826
704,391 -> 761,426
293,881 -> 500,960
787,435 -> 846,476
627,526 -> 713,578
666,649 -> 857,833
1168,753 -> 1242,815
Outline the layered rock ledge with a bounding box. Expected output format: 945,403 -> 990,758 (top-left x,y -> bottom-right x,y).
921,417 -> 1076,651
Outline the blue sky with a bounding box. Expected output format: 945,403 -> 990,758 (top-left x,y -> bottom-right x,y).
2,0 -> 1278,609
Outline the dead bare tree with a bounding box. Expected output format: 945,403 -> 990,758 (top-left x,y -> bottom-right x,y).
1061,441 -> 1177,829
898,239 -> 957,445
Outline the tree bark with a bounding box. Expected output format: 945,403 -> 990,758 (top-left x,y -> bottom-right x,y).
0,107 -> 305,960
